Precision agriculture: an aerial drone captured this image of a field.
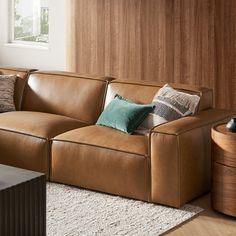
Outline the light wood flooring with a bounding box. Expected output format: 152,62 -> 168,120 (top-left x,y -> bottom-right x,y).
165,194 -> 236,236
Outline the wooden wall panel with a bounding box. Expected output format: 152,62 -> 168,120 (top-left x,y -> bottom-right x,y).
214,0 -> 236,109
67,0 -> 236,110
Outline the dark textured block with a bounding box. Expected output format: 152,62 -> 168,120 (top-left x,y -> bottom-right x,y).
0,164 -> 46,236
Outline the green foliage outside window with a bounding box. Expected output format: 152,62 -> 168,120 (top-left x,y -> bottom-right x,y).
13,0 -> 49,43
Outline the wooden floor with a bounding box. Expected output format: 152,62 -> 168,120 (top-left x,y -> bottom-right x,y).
166,194 -> 236,236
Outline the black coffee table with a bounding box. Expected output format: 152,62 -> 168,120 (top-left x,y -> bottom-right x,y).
0,164 -> 46,236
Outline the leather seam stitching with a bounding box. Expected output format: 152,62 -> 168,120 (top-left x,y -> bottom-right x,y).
177,135 -> 181,206
150,115 -> 234,136
110,81 -> 209,95
52,139 -> 148,158
0,128 -> 46,140
31,72 -> 112,83
101,81 -> 109,111
148,131 -> 152,202
18,71 -> 30,110
46,138 -> 51,180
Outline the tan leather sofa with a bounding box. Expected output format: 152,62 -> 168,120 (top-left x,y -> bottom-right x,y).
0,67 -> 233,207
0,68 -> 112,178
50,80 -> 234,207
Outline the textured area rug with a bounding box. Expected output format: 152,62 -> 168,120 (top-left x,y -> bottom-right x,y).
47,183 -> 203,236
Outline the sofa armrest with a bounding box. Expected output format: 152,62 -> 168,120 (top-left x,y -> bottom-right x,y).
149,109 -> 235,207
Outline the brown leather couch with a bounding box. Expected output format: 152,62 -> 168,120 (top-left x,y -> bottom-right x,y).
0,67 -> 233,207
0,68 -> 112,178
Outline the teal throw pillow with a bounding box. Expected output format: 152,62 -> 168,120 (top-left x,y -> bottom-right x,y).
96,95 -> 154,134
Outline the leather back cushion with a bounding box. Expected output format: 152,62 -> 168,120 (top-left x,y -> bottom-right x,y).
22,72 -> 111,124
0,68 -> 32,110
105,80 -> 213,112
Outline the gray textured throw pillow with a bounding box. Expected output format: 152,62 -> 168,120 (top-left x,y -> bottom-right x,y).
0,75 -> 17,112
136,84 -> 200,134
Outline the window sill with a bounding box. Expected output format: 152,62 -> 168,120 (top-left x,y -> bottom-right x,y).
4,43 -> 50,50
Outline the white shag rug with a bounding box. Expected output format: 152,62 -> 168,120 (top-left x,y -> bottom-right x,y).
47,183 -> 203,236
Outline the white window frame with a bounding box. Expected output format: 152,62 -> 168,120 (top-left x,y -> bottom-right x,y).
9,0 -> 49,48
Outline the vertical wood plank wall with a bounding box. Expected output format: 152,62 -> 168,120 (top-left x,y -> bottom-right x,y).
67,0 -> 236,110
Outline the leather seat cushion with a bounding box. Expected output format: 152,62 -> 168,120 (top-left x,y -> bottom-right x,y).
52,125 -> 148,156
0,111 -> 86,177
51,125 -> 150,201
0,111 -> 85,138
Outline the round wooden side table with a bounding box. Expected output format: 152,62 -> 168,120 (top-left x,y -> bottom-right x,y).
211,123 -> 236,217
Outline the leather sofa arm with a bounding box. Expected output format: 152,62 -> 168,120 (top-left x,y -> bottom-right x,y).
149,109 -> 235,207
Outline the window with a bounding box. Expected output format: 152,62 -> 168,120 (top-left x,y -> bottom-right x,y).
11,0 -> 49,45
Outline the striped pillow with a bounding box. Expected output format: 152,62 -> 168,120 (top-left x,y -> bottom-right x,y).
136,84 -> 200,134
0,75 -> 17,112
